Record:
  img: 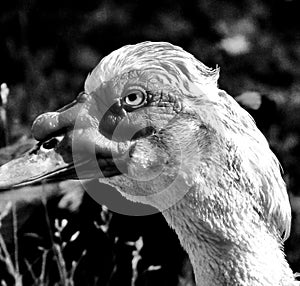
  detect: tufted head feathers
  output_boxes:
[85,41,219,94]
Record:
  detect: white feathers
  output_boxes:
[82,41,294,285]
[84,41,219,94]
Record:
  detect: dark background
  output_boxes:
[0,0,300,285]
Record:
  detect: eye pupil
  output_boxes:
[127,93,137,102]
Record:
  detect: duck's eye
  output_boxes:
[123,90,146,108]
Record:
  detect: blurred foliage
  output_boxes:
[0,0,300,285]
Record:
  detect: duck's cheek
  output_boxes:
[126,140,168,182]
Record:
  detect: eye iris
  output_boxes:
[125,91,145,106]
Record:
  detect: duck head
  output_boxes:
[0,42,218,204]
[0,41,290,229]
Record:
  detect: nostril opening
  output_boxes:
[42,138,59,150]
[41,136,64,150]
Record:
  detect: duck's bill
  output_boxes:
[0,145,75,189]
[0,142,121,190]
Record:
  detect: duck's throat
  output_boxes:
[163,198,295,286]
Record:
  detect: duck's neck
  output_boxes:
[163,191,295,286]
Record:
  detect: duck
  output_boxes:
[0,41,297,285]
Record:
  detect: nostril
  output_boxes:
[41,136,64,150]
[42,139,58,150]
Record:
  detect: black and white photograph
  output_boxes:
[0,0,299,285]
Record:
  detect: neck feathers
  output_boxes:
[163,185,296,286]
